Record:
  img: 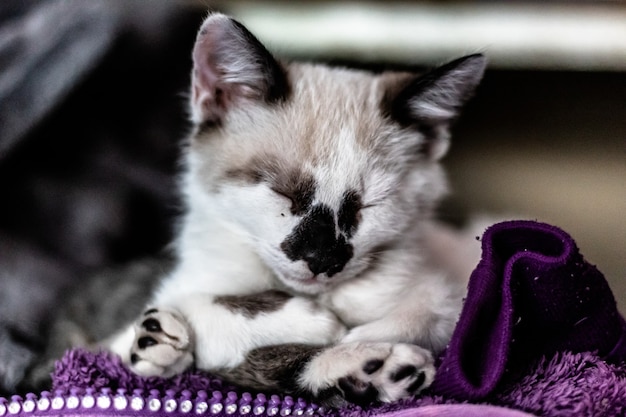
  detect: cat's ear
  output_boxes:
[190,13,289,126]
[387,54,486,160]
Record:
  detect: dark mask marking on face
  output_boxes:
[225,158,316,216]
[281,204,353,277]
[271,173,316,215]
[215,290,293,319]
[337,190,362,238]
[224,156,276,184]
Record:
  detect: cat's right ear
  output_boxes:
[190,13,290,126]
[385,54,486,160]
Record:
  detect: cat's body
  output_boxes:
[102,13,487,406]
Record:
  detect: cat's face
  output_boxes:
[186,14,485,294]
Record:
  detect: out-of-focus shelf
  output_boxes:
[208,1,626,71]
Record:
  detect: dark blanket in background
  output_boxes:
[3,220,626,417]
[0,0,203,393]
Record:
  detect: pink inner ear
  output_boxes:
[188,13,284,125]
[189,21,260,125]
[191,30,228,125]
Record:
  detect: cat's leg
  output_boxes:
[340,289,461,355]
[106,290,346,378]
[223,341,434,407]
[336,269,464,355]
[340,220,483,352]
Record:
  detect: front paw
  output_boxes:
[129,308,194,378]
[301,342,435,405]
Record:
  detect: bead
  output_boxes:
[131,396,145,411]
[7,402,20,415]
[82,395,95,409]
[195,401,208,414]
[148,398,161,411]
[240,404,252,415]
[51,397,63,410]
[180,399,193,413]
[225,403,238,414]
[97,395,111,409]
[114,395,128,410]
[210,402,223,414]
[165,399,177,412]
[66,396,80,409]
[22,400,35,413]
[37,397,50,411]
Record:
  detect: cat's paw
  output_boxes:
[301,342,434,405]
[129,308,194,378]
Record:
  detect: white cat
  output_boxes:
[107,12,486,406]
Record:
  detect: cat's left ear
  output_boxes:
[190,13,289,126]
[388,54,486,160]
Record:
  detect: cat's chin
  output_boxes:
[282,277,327,295]
[275,262,366,295]
[277,273,334,295]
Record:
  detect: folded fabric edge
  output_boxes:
[431,219,626,400]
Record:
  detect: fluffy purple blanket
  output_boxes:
[3,221,626,417]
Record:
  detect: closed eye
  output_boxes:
[271,188,294,205]
[338,190,364,238]
[271,187,312,216]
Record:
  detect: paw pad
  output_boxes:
[305,342,435,405]
[390,365,417,382]
[338,376,378,404]
[142,318,162,332]
[128,308,194,378]
[362,359,384,375]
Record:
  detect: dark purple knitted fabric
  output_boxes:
[431,220,626,400]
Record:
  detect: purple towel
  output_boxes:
[431,220,626,400]
[3,220,626,417]
[2,347,619,417]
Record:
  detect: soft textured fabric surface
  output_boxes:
[5,344,621,417]
[432,220,626,400]
[3,220,626,417]
[377,404,536,417]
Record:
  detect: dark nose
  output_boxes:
[302,235,353,276]
[281,204,354,277]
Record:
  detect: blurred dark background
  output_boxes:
[0,0,624,395]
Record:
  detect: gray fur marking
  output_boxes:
[214,290,293,318]
[216,344,323,395]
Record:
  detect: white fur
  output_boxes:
[107,12,486,404]
[300,342,435,402]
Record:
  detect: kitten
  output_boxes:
[107,13,486,406]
